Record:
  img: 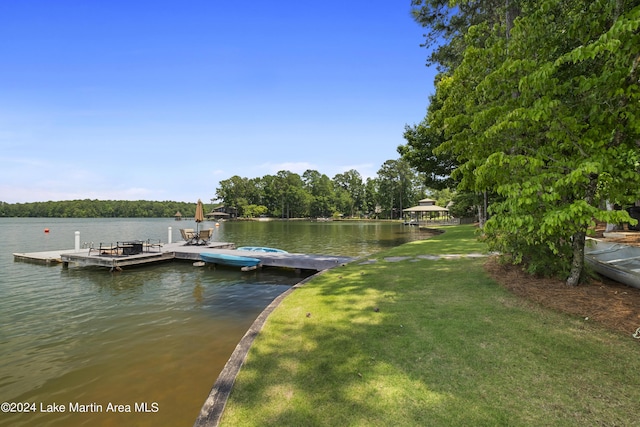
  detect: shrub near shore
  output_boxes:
[220,225,640,426]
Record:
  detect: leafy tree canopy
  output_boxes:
[407,0,640,285]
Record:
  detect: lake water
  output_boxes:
[0,218,429,426]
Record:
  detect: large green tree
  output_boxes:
[377,159,418,219]
[399,121,456,190]
[270,171,308,219]
[333,169,364,217]
[423,0,640,285]
[303,169,335,218]
[411,0,519,71]
[215,175,255,216]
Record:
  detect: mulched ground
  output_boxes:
[483,226,640,339]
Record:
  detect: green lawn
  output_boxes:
[219,225,640,426]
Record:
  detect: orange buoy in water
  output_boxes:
[44,228,50,233]
[215,222,220,227]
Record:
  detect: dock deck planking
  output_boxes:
[14,242,354,272]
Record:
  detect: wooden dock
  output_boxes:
[13,242,354,272]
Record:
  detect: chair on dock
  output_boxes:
[197,228,214,245]
[180,228,196,245]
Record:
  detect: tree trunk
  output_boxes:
[477,191,488,228]
[567,173,600,286]
[566,230,586,286]
[605,201,618,232]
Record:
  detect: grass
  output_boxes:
[219,225,640,426]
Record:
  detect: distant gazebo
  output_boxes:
[403,198,451,224]
[174,211,183,221]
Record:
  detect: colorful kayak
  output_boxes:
[200,252,261,268]
[236,246,288,253]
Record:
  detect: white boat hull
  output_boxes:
[584,239,640,288]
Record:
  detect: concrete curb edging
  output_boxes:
[192,271,328,427]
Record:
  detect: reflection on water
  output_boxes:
[0,218,430,427]
[201,219,431,257]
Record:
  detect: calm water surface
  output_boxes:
[0,218,428,426]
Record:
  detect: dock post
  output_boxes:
[168,227,172,244]
[75,231,80,252]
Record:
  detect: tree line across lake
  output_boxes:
[0,160,469,220]
[0,199,198,219]
[214,163,463,220]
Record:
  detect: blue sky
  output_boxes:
[1,1,436,203]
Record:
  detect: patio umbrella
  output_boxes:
[195,199,205,234]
